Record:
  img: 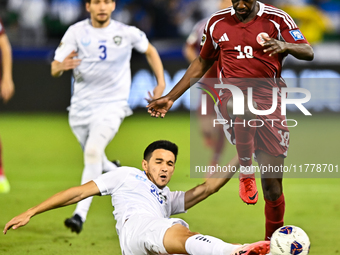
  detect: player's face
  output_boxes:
[86,0,116,27]
[142,149,176,189]
[231,0,257,19]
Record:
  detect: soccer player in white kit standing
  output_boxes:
[4,140,270,255]
[51,0,166,233]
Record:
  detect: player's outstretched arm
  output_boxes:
[3,181,100,234]
[0,33,15,103]
[51,51,81,77]
[184,155,239,210]
[144,43,166,99]
[263,36,314,60]
[147,56,214,118]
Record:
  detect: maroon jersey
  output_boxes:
[0,18,5,36]
[200,3,309,80]
[199,3,309,157]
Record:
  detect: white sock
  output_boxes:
[102,155,118,172]
[74,162,102,222]
[240,165,255,175]
[185,234,241,255]
[74,125,117,221]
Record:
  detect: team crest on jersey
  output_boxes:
[81,36,91,46]
[113,36,122,45]
[289,30,305,41]
[256,32,269,46]
[201,34,207,46]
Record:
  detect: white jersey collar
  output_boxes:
[87,18,113,28]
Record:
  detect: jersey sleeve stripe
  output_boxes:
[204,9,232,32]
[273,9,297,28]
[265,6,298,28]
[264,7,297,29]
[210,17,226,49]
[263,10,296,30]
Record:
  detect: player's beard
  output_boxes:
[235,2,257,21]
[95,14,110,25]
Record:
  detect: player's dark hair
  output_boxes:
[144,140,178,162]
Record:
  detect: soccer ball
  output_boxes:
[270,226,310,255]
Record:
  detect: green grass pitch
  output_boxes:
[0,112,339,254]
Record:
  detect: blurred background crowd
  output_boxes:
[0,0,339,47]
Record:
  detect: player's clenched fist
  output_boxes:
[51,51,81,77]
[61,51,81,71]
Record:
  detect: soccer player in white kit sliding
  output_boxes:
[4,140,270,255]
[50,0,166,233]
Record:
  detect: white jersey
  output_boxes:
[54,19,149,110]
[93,167,186,235]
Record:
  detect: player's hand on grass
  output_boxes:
[3,211,33,234]
[263,36,287,56]
[0,78,15,104]
[147,96,173,118]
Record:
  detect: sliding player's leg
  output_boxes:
[164,223,270,255]
[121,214,270,255]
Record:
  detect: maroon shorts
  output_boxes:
[216,92,290,157]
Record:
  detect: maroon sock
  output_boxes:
[234,117,256,167]
[264,193,285,240]
[0,139,3,176]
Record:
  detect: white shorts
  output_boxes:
[119,214,189,255]
[69,101,132,147]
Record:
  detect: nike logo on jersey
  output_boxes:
[219,33,229,42]
[248,191,258,200]
[234,251,247,255]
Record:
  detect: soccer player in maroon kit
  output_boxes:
[0,17,15,193]
[148,0,313,240]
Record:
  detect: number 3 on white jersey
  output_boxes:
[234,45,254,59]
[99,45,107,60]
